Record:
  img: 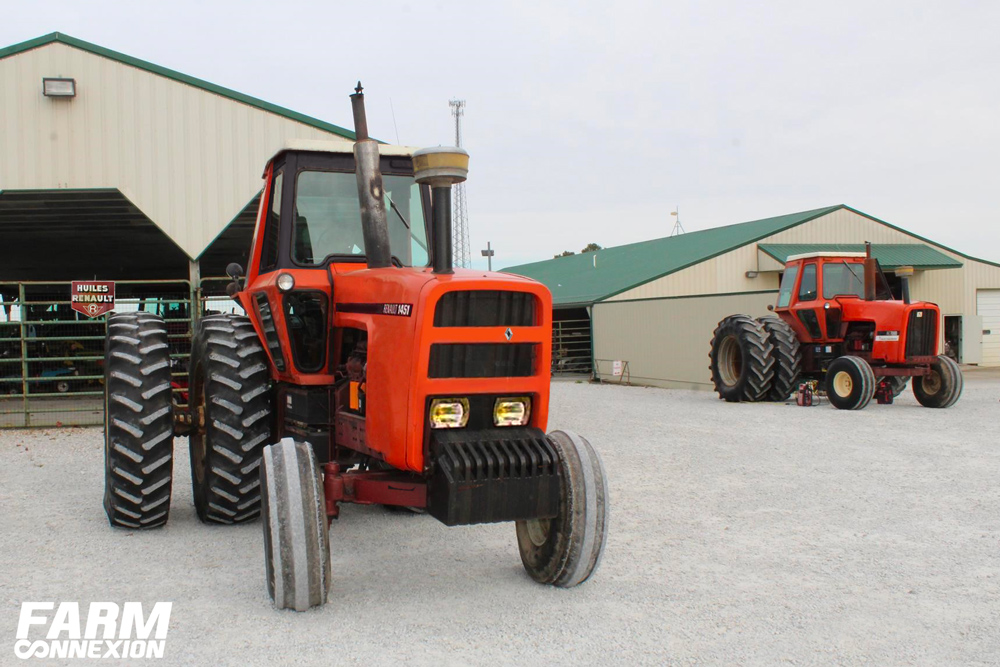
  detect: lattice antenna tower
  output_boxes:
[449,99,471,268]
[670,206,686,236]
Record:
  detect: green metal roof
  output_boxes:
[503,205,842,306]
[0,32,356,140]
[758,244,963,270]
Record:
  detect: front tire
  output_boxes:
[261,438,332,611]
[709,315,775,402]
[189,314,272,524]
[825,356,876,410]
[516,430,609,588]
[103,313,175,529]
[913,355,963,408]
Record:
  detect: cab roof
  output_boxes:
[266,139,419,165]
[786,251,866,262]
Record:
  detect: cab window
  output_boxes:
[260,171,283,272]
[798,263,818,301]
[777,265,799,308]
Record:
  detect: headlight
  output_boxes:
[276,273,295,292]
[494,397,531,427]
[429,398,470,429]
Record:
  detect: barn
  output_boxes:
[504,205,1000,389]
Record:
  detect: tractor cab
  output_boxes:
[773,249,939,366]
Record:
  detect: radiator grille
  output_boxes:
[905,309,937,357]
[434,291,536,327]
[428,343,535,378]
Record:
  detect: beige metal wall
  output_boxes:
[0,42,351,259]
[603,208,1000,366]
[592,291,779,389]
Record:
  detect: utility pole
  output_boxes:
[449,99,471,268]
[481,241,495,271]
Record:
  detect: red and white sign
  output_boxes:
[71,281,115,318]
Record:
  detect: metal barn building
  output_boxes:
[505,205,1000,389]
[0,32,356,282]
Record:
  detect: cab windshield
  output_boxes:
[822,262,866,299]
[292,171,429,266]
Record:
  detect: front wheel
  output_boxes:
[516,430,609,588]
[261,438,331,611]
[913,355,963,408]
[825,356,876,410]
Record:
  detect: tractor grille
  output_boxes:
[428,343,535,378]
[434,291,536,327]
[905,309,937,357]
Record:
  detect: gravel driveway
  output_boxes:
[1,373,998,665]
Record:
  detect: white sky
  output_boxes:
[5,0,999,269]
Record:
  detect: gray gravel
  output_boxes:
[2,372,999,665]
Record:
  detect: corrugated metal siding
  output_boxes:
[0,43,351,258]
[592,292,779,389]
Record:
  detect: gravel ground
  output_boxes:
[1,372,999,665]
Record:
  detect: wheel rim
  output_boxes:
[833,371,853,397]
[717,335,743,387]
[56,381,69,393]
[923,370,942,395]
[525,518,551,547]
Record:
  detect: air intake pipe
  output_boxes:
[896,265,913,304]
[413,146,469,275]
[350,83,392,270]
[863,241,877,301]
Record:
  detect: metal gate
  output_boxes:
[551,314,593,376]
[0,278,242,428]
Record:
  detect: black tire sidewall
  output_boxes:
[825,357,873,410]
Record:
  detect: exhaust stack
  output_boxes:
[863,241,877,301]
[412,146,469,275]
[350,83,392,269]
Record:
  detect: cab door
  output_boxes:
[790,262,824,340]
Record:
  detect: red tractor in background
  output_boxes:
[710,245,963,410]
[102,85,609,611]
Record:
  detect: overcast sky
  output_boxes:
[5,1,1000,269]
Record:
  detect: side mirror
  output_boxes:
[226,263,244,280]
[225,282,241,298]
[767,304,774,311]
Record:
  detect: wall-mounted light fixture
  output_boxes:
[43,78,76,98]
[745,270,759,279]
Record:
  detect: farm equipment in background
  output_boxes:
[102,84,609,610]
[710,245,962,410]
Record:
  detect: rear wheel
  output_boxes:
[517,430,609,588]
[261,438,332,611]
[103,313,175,529]
[913,355,962,408]
[709,315,775,402]
[758,316,801,401]
[825,356,876,410]
[189,314,272,524]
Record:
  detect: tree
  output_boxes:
[553,250,575,259]
[581,243,602,253]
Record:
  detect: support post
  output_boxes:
[18,283,28,427]
[189,259,201,329]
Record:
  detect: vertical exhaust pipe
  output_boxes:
[412,146,470,275]
[350,83,392,269]
[863,241,877,301]
[896,266,913,304]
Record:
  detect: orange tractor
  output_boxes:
[102,85,608,610]
[710,246,962,410]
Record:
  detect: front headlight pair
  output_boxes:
[429,397,531,429]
